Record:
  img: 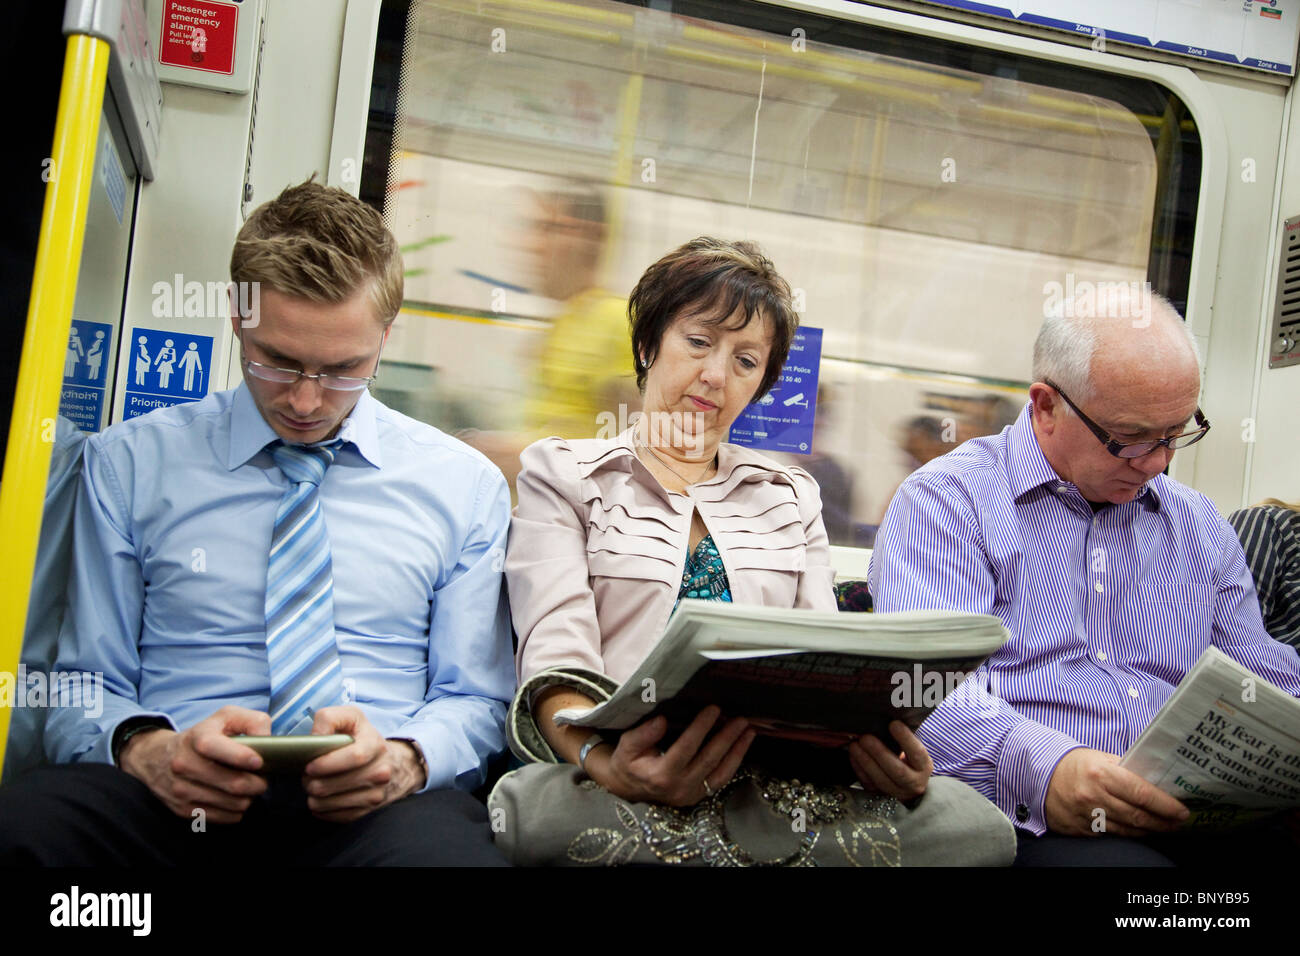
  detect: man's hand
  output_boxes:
[848,720,932,802]
[119,705,270,825]
[1045,748,1190,836]
[588,706,755,807]
[302,706,425,823]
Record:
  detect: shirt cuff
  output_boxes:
[392,700,508,794]
[107,713,175,767]
[995,719,1083,836]
[393,722,447,794]
[387,737,428,792]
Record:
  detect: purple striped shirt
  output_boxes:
[869,404,1300,834]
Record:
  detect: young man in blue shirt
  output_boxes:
[0,181,515,865]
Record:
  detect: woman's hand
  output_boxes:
[587,705,755,807]
[847,720,932,803]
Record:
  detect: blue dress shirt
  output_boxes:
[870,403,1300,834]
[45,385,515,793]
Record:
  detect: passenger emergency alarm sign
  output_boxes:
[123,328,214,421]
[159,0,238,75]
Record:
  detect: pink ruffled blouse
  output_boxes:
[506,428,838,684]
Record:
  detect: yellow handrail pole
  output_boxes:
[0,33,110,778]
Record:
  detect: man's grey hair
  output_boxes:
[1031,291,1200,403]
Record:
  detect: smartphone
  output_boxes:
[230,734,353,772]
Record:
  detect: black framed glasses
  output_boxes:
[239,329,384,392]
[1042,379,1210,459]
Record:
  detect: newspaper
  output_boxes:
[553,600,1009,748]
[1120,646,1300,826]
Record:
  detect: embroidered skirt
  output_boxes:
[494,667,1015,866]
[488,762,1016,866]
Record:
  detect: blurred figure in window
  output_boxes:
[1229,499,1300,650]
[522,182,636,438]
[468,181,636,487]
[901,414,953,469]
[878,402,1022,526]
[958,394,1024,444]
[875,415,954,524]
[802,384,855,546]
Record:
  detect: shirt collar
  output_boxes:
[1008,401,1161,512]
[1007,403,1061,501]
[226,383,382,470]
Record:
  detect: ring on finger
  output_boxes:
[702,778,714,798]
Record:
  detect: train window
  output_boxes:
[362,0,1201,542]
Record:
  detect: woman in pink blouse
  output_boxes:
[494,238,1014,865]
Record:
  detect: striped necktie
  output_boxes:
[265,440,345,735]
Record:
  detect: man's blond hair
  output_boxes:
[230,178,403,324]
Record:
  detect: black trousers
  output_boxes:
[1014,821,1292,867]
[0,763,509,867]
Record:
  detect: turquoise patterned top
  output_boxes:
[675,534,732,610]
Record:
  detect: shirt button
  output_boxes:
[1094,580,1104,593]
[1056,484,1067,493]
[1015,803,1030,823]
[1097,651,1106,661]
[1128,687,1140,698]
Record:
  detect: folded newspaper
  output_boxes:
[553,600,1009,750]
[1120,646,1300,827]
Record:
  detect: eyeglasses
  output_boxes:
[240,329,384,392]
[1043,379,1210,459]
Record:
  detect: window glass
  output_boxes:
[365,0,1200,542]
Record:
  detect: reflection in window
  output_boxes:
[365,0,1198,540]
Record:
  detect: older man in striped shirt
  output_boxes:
[870,289,1300,865]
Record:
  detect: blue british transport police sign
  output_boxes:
[728,326,822,455]
[123,327,215,420]
[60,319,114,432]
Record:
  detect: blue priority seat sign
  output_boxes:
[729,326,823,455]
[60,319,114,432]
[123,327,215,420]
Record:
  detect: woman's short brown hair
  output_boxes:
[230,178,403,325]
[629,237,798,403]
